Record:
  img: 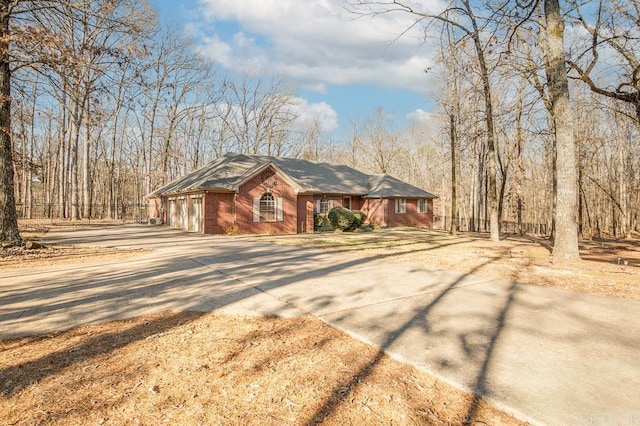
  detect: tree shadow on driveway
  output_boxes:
[305,257,510,425]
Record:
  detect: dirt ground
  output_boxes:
[2,222,638,425]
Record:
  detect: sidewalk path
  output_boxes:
[2,224,639,425]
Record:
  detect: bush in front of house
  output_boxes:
[314,213,332,231]
[352,210,366,228]
[327,206,356,231]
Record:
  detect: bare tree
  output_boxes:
[545,0,580,260]
[341,118,363,169]
[567,0,640,124]
[0,0,18,240]
[348,0,503,240]
[0,0,60,238]
[362,108,402,175]
[216,75,298,156]
[435,24,465,235]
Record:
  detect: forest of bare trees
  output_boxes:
[2,0,639,252]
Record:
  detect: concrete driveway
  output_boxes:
[2,224,640,425]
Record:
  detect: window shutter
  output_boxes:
[276,197,284,221]
[253,197,260,222]
[328,200,334,210]
[315,200,320,213]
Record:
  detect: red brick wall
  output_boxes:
[360,198,433,228]
[426,199,434,228]
[362,199,386,226]
[203,192,234,234]
[235,167,298,234]
[148,198,161,220]
[297,195,314,233]
[385,198,433,228]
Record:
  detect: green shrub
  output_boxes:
[314,213,331,231]
[359,223,375,232]
[352,210,366,228]
[327,206,356,231]
[224,223,239,235]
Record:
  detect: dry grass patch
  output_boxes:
[0,312,522,425]
[250,228,640,301]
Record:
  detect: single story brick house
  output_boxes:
[147,152,437,234]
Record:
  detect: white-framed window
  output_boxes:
[395,198,406,214]
[253,193,284,222]
[417,199,427,213]
[260,193,276,221]
[316,198,333,213]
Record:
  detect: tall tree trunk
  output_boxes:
[69,97,82,221]
[57,87,67,218]
[615,112,629,239]
[82,93,91,219]
[26,77,37,219]
[0,1,19,241]
[577,140,584,238]
[463,0,500,241]
[450,112,457,236]
[20,114,27,216]
[515,94,525,236]
[545,0,580,260]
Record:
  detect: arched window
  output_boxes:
[260,193,276,221]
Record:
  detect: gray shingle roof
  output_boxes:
[366,174,437,199]
[146,154,262,197]
[147,152,436,199]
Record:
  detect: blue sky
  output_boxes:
[149,0,442,136]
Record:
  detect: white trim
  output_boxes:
[253,197,260,222]
[276,197,284,221]
[417,199,427,213]
[395,198,406,214]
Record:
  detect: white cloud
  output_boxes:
[196,34,234,67]
[406,108,436,123]
[193,0,442,93]
[289,97,339,134]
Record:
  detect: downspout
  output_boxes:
[383,198,386,226]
